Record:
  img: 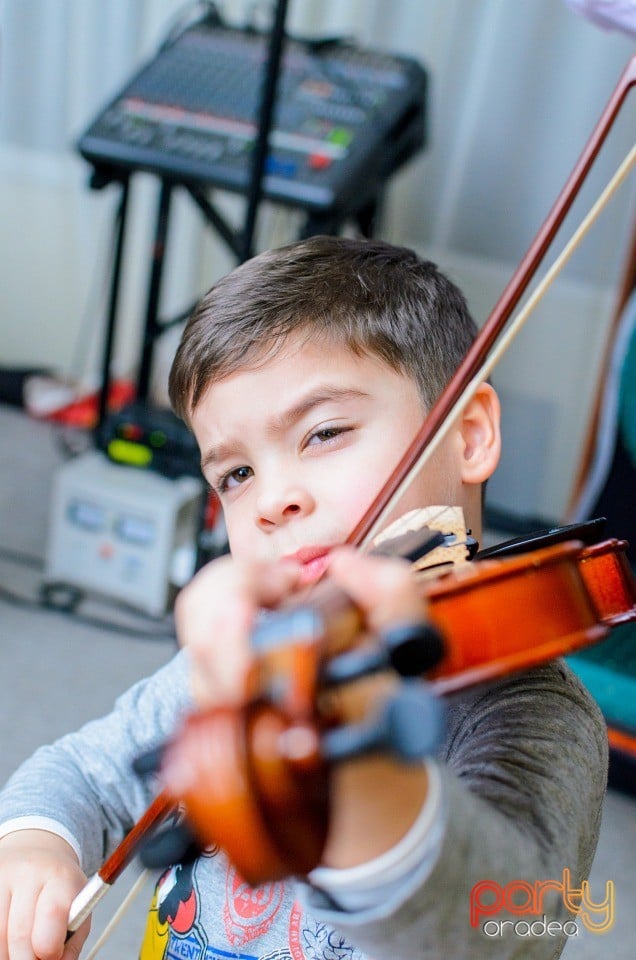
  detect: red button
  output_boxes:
[308,153,332,170]
[99,542,115,560]
[121,423,143,441]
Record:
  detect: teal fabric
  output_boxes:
[567,621,636,729]
[568,655,636,730]
[619,313,636,466]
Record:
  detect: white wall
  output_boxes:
[0,0,634,520]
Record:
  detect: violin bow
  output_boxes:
[67,792,171,939]
[348,54,636,549]
[70,53,636,953]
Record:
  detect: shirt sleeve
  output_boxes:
[303,761,444,912]
[297,660,608,959]
[0,650,193,875]
[0,817,83,861]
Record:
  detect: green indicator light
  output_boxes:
[107,439,153,467]
[329,128,353,147]
[149,430,167,448]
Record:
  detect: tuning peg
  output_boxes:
[323,621,445,685]
[132,743,204,867]
[321,682,445,763]
[321,646,386,684]
[382,621,445,676]
[140,820,202,869]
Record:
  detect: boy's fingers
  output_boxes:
[61,919,90,960]
[31,882,88,960]
[0,889,9,960]
[175,556,301,707]
[326,547,428,634]
[6,939,33,960]
[7,891,39,960]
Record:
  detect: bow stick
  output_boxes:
[351,141,636,550]
[67,793,171,935]
[68,53,636,952]
[348,54,636,549]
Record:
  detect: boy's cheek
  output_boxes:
[224,521,246,559]
[219,500,251,553]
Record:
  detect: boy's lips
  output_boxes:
[282,546,332,585]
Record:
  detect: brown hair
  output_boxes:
[169,235,476,425]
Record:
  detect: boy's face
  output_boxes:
[191,336,467,585]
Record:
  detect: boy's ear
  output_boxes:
[457,382,501,484]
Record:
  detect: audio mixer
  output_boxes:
[78,20,427,212]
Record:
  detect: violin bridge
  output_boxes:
[372,505,470,571]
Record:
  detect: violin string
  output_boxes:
[360,142,636,549]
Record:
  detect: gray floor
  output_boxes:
[0,404,634,959]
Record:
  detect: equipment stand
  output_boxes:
[89,0,385,429]
[94,0,289,423]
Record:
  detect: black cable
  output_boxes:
[159,1,223,51]
[0,580,177,644]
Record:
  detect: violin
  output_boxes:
[135,532,633,886]
[66,524,636,937]
[67,53,636,937]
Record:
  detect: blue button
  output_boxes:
[265,156,298,177]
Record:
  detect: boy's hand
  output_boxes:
[0,829,89,960]
[174,554,303,709]
[174,548,431,868]
[175,547,429,708]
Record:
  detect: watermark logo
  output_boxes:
[470,869,614,938]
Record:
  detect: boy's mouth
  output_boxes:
[283,546,332,586]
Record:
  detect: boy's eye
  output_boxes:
[307,426,348,445]
[218,465,253,492]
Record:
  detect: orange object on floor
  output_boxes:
[43,380,136,428]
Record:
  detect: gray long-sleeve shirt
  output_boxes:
[0,651,608,960]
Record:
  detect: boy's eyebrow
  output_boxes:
[200,386,369,469]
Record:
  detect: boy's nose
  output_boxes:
[256,486,314,528]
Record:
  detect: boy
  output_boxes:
[0,237,607,960]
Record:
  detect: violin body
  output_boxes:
[425,538,633,694]
[160,536,636,885]
[578,538,636,626]
[163,700,329,882]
